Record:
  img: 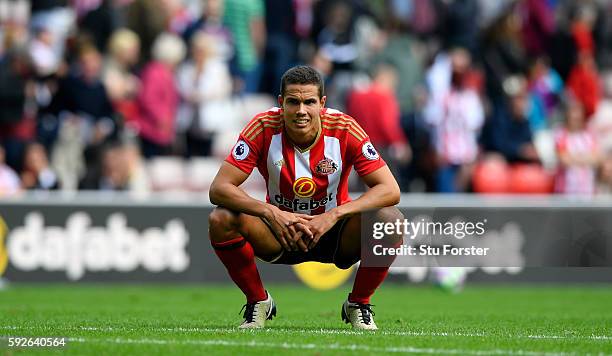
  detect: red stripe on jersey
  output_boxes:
[280,134,296,212]
[260,139,271,203]
[309,134,328,215]
[336,133,351,206]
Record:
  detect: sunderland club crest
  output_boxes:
[315,157,338,176]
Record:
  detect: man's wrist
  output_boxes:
[329,207,344,221]
[260,204,276,221]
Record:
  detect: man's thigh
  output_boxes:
[335,207,404,269]
[236,213,283,261]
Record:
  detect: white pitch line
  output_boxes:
[2,325,612,342]
[65,336,594,356]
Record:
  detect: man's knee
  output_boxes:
[208,207,241,242]
[375,206,404,246]
[376,206,404,223]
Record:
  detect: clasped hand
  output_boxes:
[266,205,338,253]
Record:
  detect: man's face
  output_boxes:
[278,84,326,137]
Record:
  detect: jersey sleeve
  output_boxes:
[347,123,387,177]
[225,118,265,174]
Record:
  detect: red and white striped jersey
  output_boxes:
[225,107,386,215]
[554,128,599,195]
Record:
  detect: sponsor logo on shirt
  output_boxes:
[315,157,338,176]
[274,193,334,211]
[293,177,316,198]
[362,142,380,160]
[232,140,249,161]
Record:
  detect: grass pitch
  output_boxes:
[0,283,611,355]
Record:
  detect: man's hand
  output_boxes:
[297,211,339,249]
[264,206,313,252]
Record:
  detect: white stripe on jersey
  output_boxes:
[267,134,283,203]
[325,108,342,114]
[294,149,312,214]
[324,136,342,211]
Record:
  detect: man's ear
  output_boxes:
[320,96,327,108]
[277,95,283,108]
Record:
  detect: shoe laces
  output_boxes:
[354,303,375,325]
[239,303,257,323]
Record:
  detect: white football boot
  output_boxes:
[341,300,378,330]
[238,291,276,329]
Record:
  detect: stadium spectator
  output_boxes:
[346,62,411,183]
[439,0,480,55]
[79,141,127,190]
[123,140,151,194]
[20,141,59,190]
[314,0,358,110]
[314,0,359,70]
[133,32,185,158]
[566,4,600,119]
[517,0,555,58]
[401,86,437,192]
[589,71,612,153]
[102,28,141,128]
[160,0,193,36]
[372,24,424,117]
[0,48,36,171]
[49,44,116,140]
[183,0,233,62]
[78,0,118,53]
[554,99,601,195]
[526,56,563,132]
[481,3,528,101]
[29,0,74,60]
[0,146,20,196]
[48,44,117,188]
[223,0,265,93]
[124,0,168,64]
[177,31,232,157]
[28,24,61,77]
[260,0,298,95]
[208,65,402,330]
[570,2,597,57]
[424,47,484,192]
[597,150,612,195]
[566,52,600,120]
[592,0,612,68]
[480,76,540,164]
[78,139,150,192]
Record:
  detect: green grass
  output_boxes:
[0,284,611,355]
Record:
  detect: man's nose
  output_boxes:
[297,102,306,114]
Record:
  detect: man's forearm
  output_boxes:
[330,184,400,220]
[210,183,272,219]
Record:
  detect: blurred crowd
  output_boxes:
[1,0,612,196]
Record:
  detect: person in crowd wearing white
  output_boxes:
[176,31,232,156]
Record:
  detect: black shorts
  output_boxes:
[259,217,358,269]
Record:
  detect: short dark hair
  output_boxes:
[280,65,325,98]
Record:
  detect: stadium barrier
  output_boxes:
[1,192,611,286]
